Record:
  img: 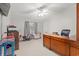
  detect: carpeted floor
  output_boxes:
[15,39,59,56]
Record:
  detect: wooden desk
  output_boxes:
[43,34,79,56]
[69,41,79,56]
[50,35,70,56]
[43,35,51,49]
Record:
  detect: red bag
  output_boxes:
[3,35,14,39]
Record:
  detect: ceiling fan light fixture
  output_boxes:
[38,9,48,16]
[33,9,48,16]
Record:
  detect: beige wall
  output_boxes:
[43,4,76,40]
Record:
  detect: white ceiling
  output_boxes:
[9,3,75,22]
[10,3,72,12]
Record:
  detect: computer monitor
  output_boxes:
[61,29,70,37]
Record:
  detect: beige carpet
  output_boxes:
[15,39,59,56]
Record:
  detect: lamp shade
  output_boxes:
[0,3,10,16]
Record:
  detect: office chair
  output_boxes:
[61,29,70,37]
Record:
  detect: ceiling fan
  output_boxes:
[22,4,50,14]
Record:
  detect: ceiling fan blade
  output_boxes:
[22,9,36,14]
[22,4,51,14]
[37,4,47,10]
